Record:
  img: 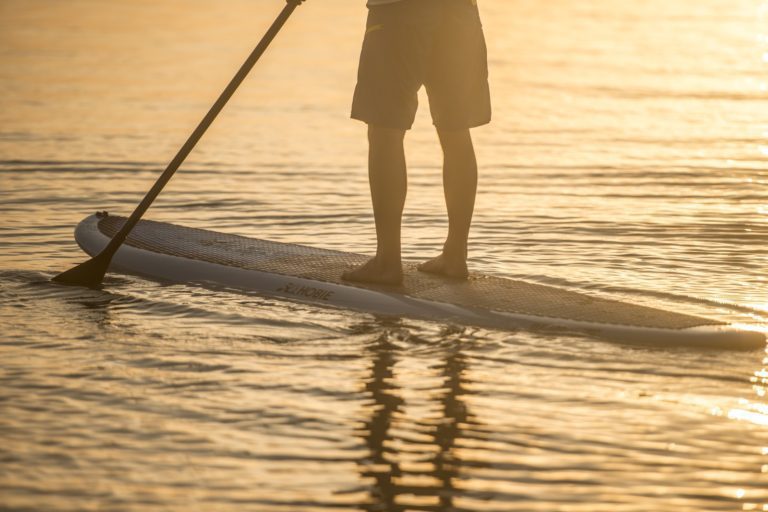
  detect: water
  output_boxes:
[1,0,768,510]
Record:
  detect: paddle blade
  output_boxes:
[52,252,111,288]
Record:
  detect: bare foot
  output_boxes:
[342,256,403,286]
[417,253,469,280]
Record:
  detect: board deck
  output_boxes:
[73,213,765,349]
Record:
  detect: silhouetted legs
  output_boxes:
[342,125,477,285]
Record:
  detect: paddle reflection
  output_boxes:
[357,325,476,511]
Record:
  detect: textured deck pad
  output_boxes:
[99,216,721,330]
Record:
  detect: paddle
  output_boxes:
[53,0,305,288]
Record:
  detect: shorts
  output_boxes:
[351,0,492,131]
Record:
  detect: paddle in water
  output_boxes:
[53,0,305,288]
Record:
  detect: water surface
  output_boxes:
[1,0,768,510]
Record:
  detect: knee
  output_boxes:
[437,128,475,160]
[368,125,406,150]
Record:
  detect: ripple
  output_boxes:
[3,0,768,509]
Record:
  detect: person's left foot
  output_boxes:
[341,256,403,285]
[417,252,469,280]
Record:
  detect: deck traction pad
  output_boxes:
[99,216,721,330]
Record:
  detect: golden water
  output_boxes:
[1,0,768,510]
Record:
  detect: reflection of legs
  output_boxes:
[342,125,407,285]
[433,343,470,509]
[358,332,403,512]
[418,128,477,279]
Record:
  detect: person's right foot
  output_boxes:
[341,256,403,286]
[417,252,469,280]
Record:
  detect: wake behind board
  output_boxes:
[73,213,764,349]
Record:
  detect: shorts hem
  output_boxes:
[433,115,492,130]
[350,112,415,131]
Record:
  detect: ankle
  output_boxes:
[374,252,402,268]
[442,240,468,260]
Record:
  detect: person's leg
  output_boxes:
[418,127,477,279]
[417,0,488,279]
[342,125,407,285]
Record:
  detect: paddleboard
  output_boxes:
[72,213,764,349]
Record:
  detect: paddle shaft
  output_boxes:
[102,1,301,259]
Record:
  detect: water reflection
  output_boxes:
[3,0,768,509]
[357,323,477,511]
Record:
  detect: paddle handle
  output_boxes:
[103,0,302,257]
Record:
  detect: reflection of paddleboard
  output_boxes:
[73,213,764,350]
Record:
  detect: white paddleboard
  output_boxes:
[73,213,765,350]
